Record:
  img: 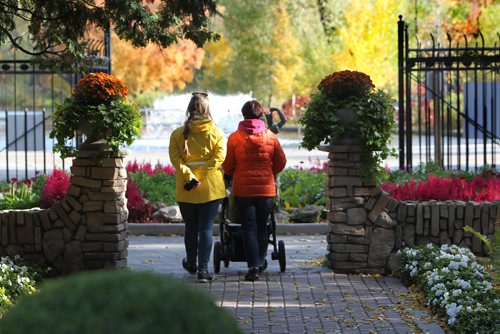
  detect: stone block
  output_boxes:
[416,204,423,234]
[82,242,103,252]
[364,198,376,210]
[387,199,398,212]
[69,211,82,225]
[42,229,64,263]
[91,167,119,180]
[329,187,347,198]
[328,252,349,262]
[407,203,417,216]
[8,211,16,243]
[330,223,365,236]
[72,158,95,167]
[75,225,87,241]
[330,244,367,253]
[329,212,347,223]
[66,195,82,211]
[439,231,451,245]
[448,204,456,236]
[101,185,127,193]
[368,194,390,222]
[330,176,362,187]
[424,204,430,219]
[83,201,104,212]
[402,224,415,247]
[481,205,489,234]
[102,179,127,187]
[349,253,368,262]
[101,158,124,168]
[353,187,370,196]
[86,233,125,242]
[327,233,347,244]
[374,211,396,229]
[415,235,431,246]
[472,220,482,253]
[70,166,87,177]
[439,219,447,230]
[368,228,395,267]
[347,235,370,244]
[16,211,25,225]
[453,229,464,244]
[25,213,34,244]
[424,220,430,236]
[104,258,127,269]
[440,205,448,218]
[456,203,464,218]
[474,204,481,218]
[66,185,81,197]
[464,203,473,230]
[346,208,367,225]
[70,176,102,189]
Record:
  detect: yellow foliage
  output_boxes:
[268,1,306,102]
[200,35,233,80]
[334,0,399,95]
[111,35,205,93]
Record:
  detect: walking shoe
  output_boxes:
[197,270,213,283]
[245,267,260,282]
[258,259,268,273]
[182,258,197,275]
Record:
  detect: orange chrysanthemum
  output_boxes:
[74,72,128,105]
[318,70,374,100]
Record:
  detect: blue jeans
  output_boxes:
[234,197,273,268]
[178,200,221,271]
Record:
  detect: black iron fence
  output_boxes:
[0,32,111,181]
[398,15,500,172]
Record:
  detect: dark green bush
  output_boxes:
[279,168,327,208]
[0,270,242,334]
[130,171,176,205]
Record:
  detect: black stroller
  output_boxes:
[213,108,287,273]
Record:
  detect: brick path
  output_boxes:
[128,235,445,334]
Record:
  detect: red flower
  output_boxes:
[318,70,374,100]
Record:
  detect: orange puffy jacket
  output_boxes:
[222,119,287,197]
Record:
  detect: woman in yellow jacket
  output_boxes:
[169,93,226,282]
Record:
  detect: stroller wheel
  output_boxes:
[214,241,221,273]
[278,240,286,272]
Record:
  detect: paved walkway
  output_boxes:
[128,235,445,334]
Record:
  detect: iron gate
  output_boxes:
[398,16,500,172]
[0,32,111,181]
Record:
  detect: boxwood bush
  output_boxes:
[0,270,242,334]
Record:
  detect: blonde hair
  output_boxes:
[183,93,211,156]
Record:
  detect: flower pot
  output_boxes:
[335,108,358,137]
[78,119,108,147]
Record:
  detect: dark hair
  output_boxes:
[241,100,264,119]
[183,93,211,156]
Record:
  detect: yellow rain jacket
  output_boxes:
[169,119,226,204]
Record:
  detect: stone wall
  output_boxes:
[324,139,499,275]
[0,150,128,275]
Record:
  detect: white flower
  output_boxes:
[452,289,462,297]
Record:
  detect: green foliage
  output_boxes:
[0,257,41,316]
[0,1,219,73]
[385,161,490,184]
[130,172,176,205]
[463,226,492,253]
[301,74,396,184]
[279,168,327,208]
[0,181,40,210]
[0,270,242,334]
[50,95,143,159]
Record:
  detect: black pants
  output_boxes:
[234,197,273,268]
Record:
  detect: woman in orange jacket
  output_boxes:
[169,93,226,283]
[222,100,287,281]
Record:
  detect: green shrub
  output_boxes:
[279,168,327,208]
[0,270,242,334]
[0,179,41,210]
[0,256,41,316]
[130,171,176,205]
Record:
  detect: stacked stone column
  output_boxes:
[324,138,393,274]
[69,150,129,270]
[0,149,129,275]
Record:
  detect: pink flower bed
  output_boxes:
[380,173,500,202]
[126,160,175,176]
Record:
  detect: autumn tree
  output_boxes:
[112,36,205,94]
[0,0,218,72]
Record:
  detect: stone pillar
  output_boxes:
[68,149,129,271]
[324,138,391,274]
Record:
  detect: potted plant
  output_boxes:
[50,72,143,158]
[300,70,396,183]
